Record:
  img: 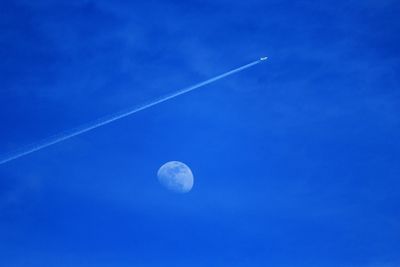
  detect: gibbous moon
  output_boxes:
[157,161,194,193]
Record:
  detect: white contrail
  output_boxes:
[0,57,267,165]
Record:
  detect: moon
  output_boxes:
[157,161,194,193]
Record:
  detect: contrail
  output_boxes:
[0,57,267,165]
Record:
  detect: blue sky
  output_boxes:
[1,0,400,266]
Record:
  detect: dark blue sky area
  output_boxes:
[1,0,400,266]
